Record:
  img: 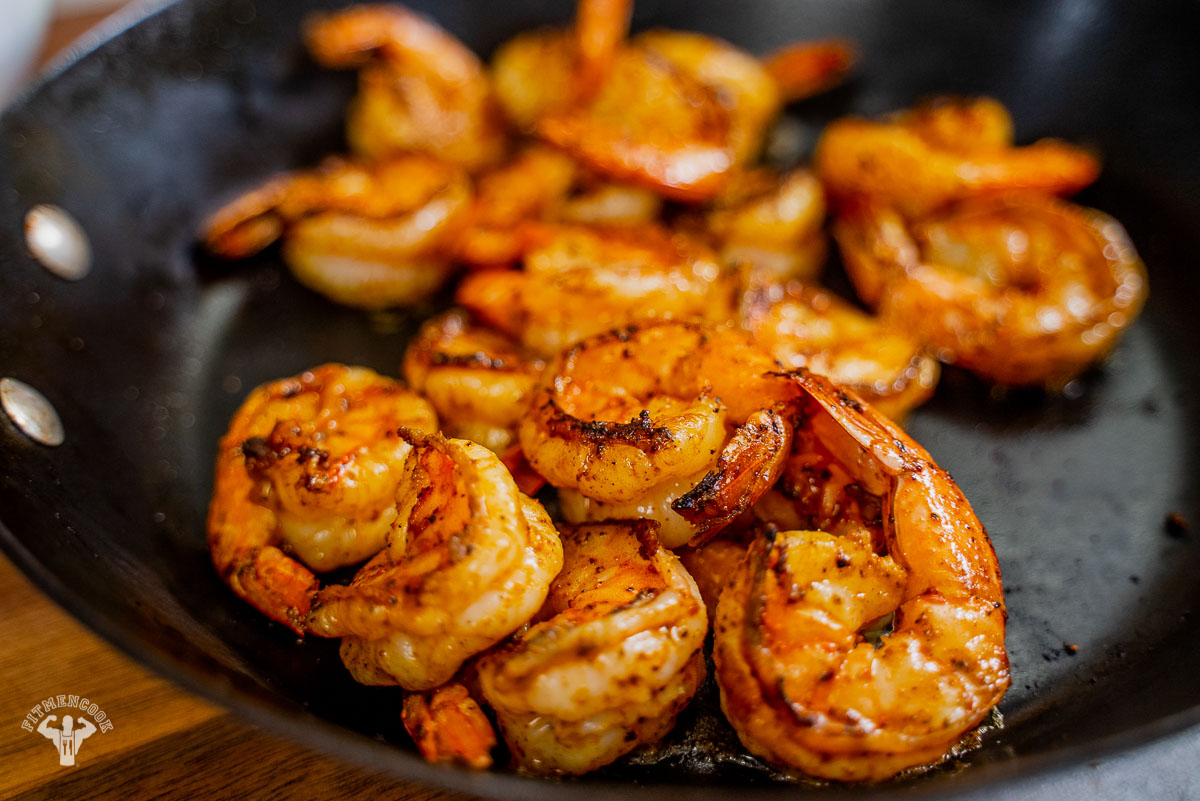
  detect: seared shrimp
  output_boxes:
[305,4,507,169]
[459,145,578,268]
[307,432,562,690]
[521,321,798,547]
[678,534,750,618]
[402,682,497,769]
[478,520,707,775]
[835,192,1148,386]
[402,309,546,453]
[207,365,438,632]
[635,30,781,164]
[202,155,471,309]
[738,273,939,419]
[815,96,1100,217]
[715,370,1009,781]
[705,167,828,282]
[456,223,734,356]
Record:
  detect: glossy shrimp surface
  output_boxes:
[305,4,507,169]
[815,96,1100,217]
[738,273,939,419]
[202,155,471,309]
[207,365,438,632]
[402,682,498,769]
[705,167,828,282]
[402,309,546,453]
[520,321,797,547]
[477,521,707,775]
[715,370,1009,781]
[307,432,563,690]
[456,223,734,356]
[835,192,1148,386]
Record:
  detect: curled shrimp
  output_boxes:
[202,155,471,309]
[714,369,1009,782]
[520,321,798,547]
[402,309,546,453]
[815,96,1100,217]
[738,272,939,420]
[704,167,828,282]
[402,682,497,769]
[304,4,507,169]
[207,365,438,633]
[307,432,563,690]
[477,520,707,775]
[456,223,734,356]
[634,29,781,164]
[678,534,750,618]
[835,192,1148,386]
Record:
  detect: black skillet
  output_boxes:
[2,0,1199,798]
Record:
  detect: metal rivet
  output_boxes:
[1,378,65,446]
[25,204,92,281]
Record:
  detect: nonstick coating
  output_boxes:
[2,0,1199,798]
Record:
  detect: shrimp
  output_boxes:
[761,38,856,103]
[207,365,438,633]
[714,369,1009,782]
[307,432,563,690]
[705,167,828,282]
[455,223,735,356]
[634,29,781,164]
[477,520,707,775]
[738,272,939,420]
[520,321,798,547]
[304,4,507,169]
[574,0,633,97]
[678,534,750,618]
[815,96,1100,217]
[834,192,1148,386]
[402,309,546,453]
[202,155,471,309]
[459,145,578,268]
[402,682,497,769]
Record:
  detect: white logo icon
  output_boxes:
[20,694,113,767]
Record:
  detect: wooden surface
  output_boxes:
[2,8,465,800]
[0,554,469,801]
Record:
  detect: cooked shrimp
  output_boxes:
[307,432,563,690]
[762,38,856,103]
[520,321,798,547]
[207,365,438,633]
[459,145,578,268]
[815,96,1100,217]
[635,29,781,164]
[738,272,939,419]
[202,155,471,309]
[456,223,735,356]
[402,309,546,453]
[402,682,497,769]
[559,177,663,226]
[835,192,1148,386]
[477,520,707,775]
[705,167,828,282]
[305,4,507,169]
[714,369,1009,782]
[678,534,750,618]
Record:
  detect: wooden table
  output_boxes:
[0,554,469,800]
[3,7,463,799]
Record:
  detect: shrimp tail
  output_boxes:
[226,546,319,635]
[673,409,792,545]
[761,38,857,103]
[402,683,498,770]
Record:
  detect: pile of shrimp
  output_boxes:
[201,0,1152,785]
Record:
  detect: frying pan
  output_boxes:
[2,0,1199,797]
